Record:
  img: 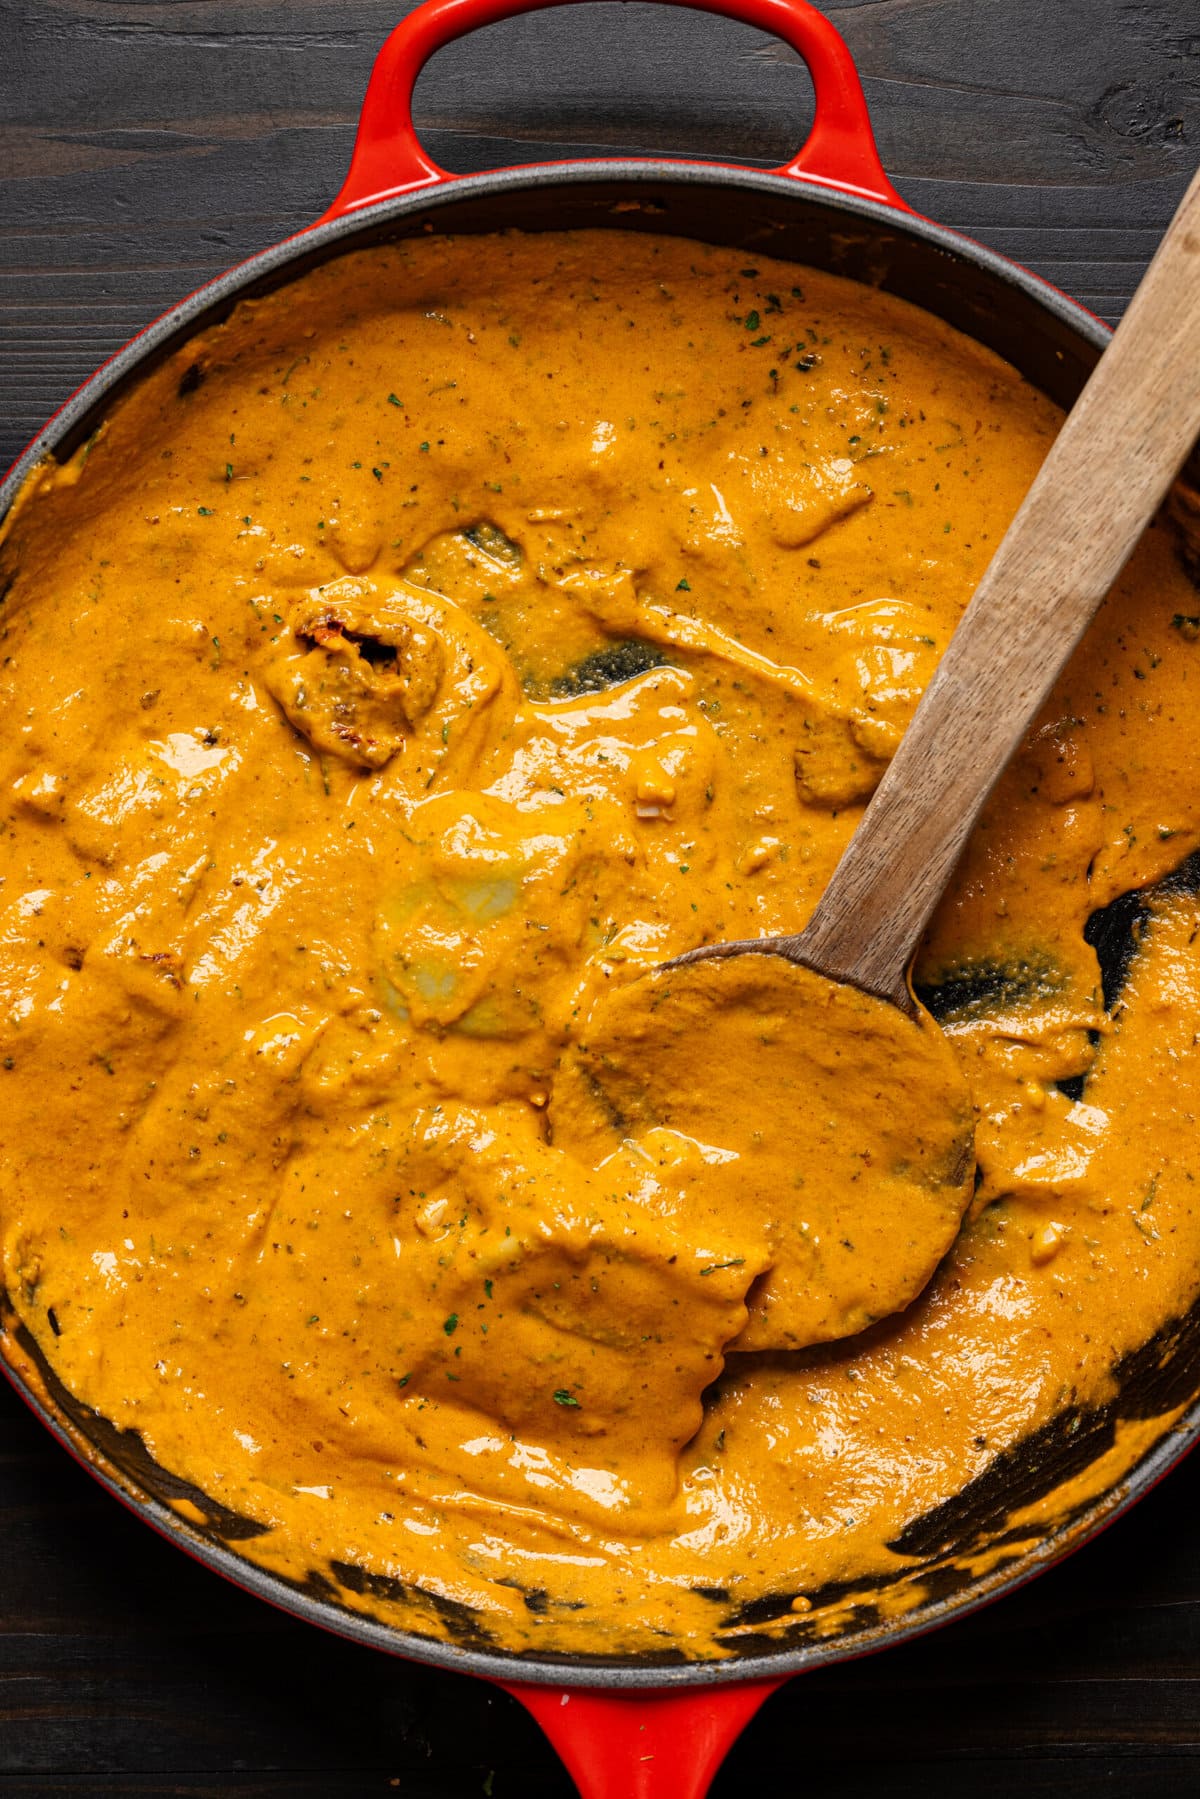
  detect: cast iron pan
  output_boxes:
[3,0,1200,1792]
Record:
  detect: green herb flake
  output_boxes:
[197,506,214,517]
[387,392,403,408]
[443,1313,459,1335]
[699,1258,746,1276]
[744,310,761,332]
[553,1389,581,1407]
[676,577,691,592]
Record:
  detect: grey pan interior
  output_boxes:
[4,161,1200,1691]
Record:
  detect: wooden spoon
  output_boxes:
[678,163,1200,1013]
[551,167,1200,1353]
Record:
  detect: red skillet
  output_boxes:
[5,1,1199,1794]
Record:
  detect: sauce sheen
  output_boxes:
[2,230,1199,1658]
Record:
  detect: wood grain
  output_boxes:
[795,165,1200,1003]
[7,1377,1200,1793]
[3,3,1200,1796]
[2,0,1196,469]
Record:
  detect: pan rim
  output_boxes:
[5,1309,1196,1688]
[8,156,1181,1693]
[1,159,1110,506]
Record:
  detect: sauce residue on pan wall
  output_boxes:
[2,230,1200,1658]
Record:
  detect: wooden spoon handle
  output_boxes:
[798,163,1200,1006]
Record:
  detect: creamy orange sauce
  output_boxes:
[553,955,975,1349]
[2,230,1200,1659]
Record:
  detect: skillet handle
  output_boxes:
[501,1679,783,1798]
[318,0,909,224]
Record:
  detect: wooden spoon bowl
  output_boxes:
[552,166,1200,1351]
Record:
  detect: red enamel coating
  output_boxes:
[503,1678,783,1798]
[2,8,1132,1799]
[318,0,910,224]
[317,10,904,1780]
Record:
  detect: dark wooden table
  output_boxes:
[3,2,1199,1792]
